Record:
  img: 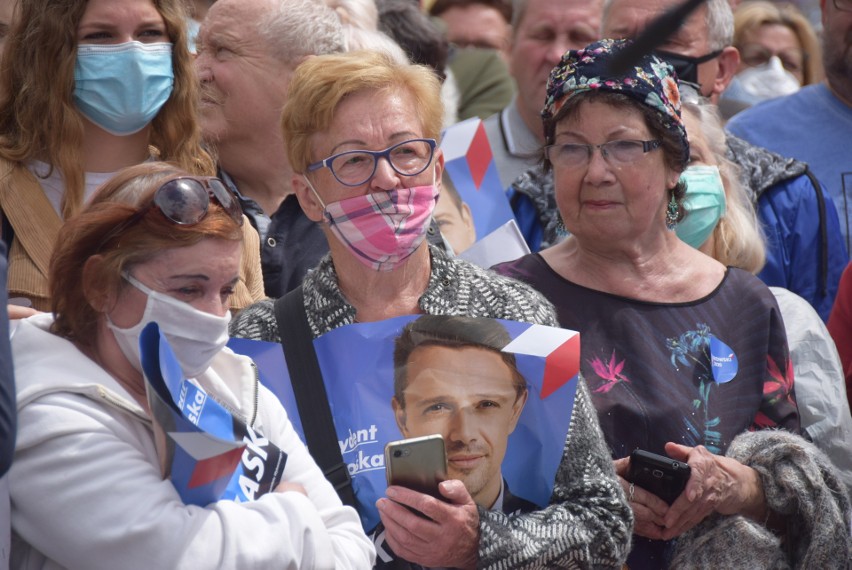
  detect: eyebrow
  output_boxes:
[165,275,241,286]
[555,125,636,141]
[329,131,420,155]
[78,17,166,31]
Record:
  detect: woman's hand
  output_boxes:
[613,457,670,540]
[8,304,39,320]
[659,442,767,540]
[376,479,479,569]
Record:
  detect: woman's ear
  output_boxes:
[292,173,325,223]
[82,255,111,312]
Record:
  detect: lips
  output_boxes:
[448,454,485,471]
[584,200,619,208]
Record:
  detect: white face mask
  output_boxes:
[107,273,231,378]
[723,56,800,106]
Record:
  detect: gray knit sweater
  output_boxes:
[230,245,634,569]
[671,429,852,569]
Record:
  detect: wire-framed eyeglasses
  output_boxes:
[96,176,243,251]
[307,138,437,187]
[544,139,662,168]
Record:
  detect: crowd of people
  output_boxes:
[1,0,850,568]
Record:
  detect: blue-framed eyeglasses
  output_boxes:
[545,139,662,168]
[306,138,437,187]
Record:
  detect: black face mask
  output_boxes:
[652,49,723,86]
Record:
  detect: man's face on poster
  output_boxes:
[392,345,528,507]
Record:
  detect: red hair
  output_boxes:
[50,162,242,347]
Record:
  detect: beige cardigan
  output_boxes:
[0,160,265,312]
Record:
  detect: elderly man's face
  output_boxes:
[508,0,602,137]
[822,0,852,98]
[392,345,527,508]
[195,0,293,153]
[603,0,723,99]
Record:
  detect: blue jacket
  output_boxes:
[727,136,847,321]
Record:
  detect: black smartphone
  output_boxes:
[626,449,691,505]
[384,434,448,499]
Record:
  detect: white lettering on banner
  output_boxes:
[186,389,206,424]
[239,426,270,501]
[239,475,259,502]
[338,424,380,454]
[711,355,733,365]
[178,383,188,409]
[338,424,384,476]
[346,449,385,476]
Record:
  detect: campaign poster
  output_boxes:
[439,118,530,265]
[229,315,579,533]
[140,323,287,506]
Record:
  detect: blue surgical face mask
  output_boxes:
[676,165,727,248]
[74,41,174,136]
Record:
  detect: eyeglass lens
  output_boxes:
[330,139,434,186]
[154,178,243,226]
[547,140,657,167]
[155,179,210,225]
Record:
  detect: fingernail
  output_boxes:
[385,487,398,499]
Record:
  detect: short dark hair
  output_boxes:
[393,315,527,407]
[376,0,449,81]
[429,0,512,24]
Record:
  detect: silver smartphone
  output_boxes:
[384,434,448,499]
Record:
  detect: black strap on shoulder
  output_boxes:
[803,168,828,297]
[274,285,356,508]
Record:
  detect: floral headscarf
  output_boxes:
[541,38,689,168]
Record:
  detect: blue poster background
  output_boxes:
[229,316,577,531]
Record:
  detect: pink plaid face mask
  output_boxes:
[307,180,440,271]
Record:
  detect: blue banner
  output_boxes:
[229,316,580,531]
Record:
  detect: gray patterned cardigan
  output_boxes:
[230,245,634,569]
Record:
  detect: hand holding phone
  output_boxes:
[626,449,691,505]
[384,434,448,499]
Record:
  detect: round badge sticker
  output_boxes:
[709,335,738,384]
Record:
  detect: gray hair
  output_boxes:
[602,0,733,51]
[325,0,380,32]
[681,95,765,273]
[257,0,346,63]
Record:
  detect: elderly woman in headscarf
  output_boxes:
[495,39,851,568]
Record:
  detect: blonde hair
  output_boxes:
[281,50,443,173]
[733,0,823,85]
[682,100,765,273]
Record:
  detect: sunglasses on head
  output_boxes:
[96,176,243,252]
